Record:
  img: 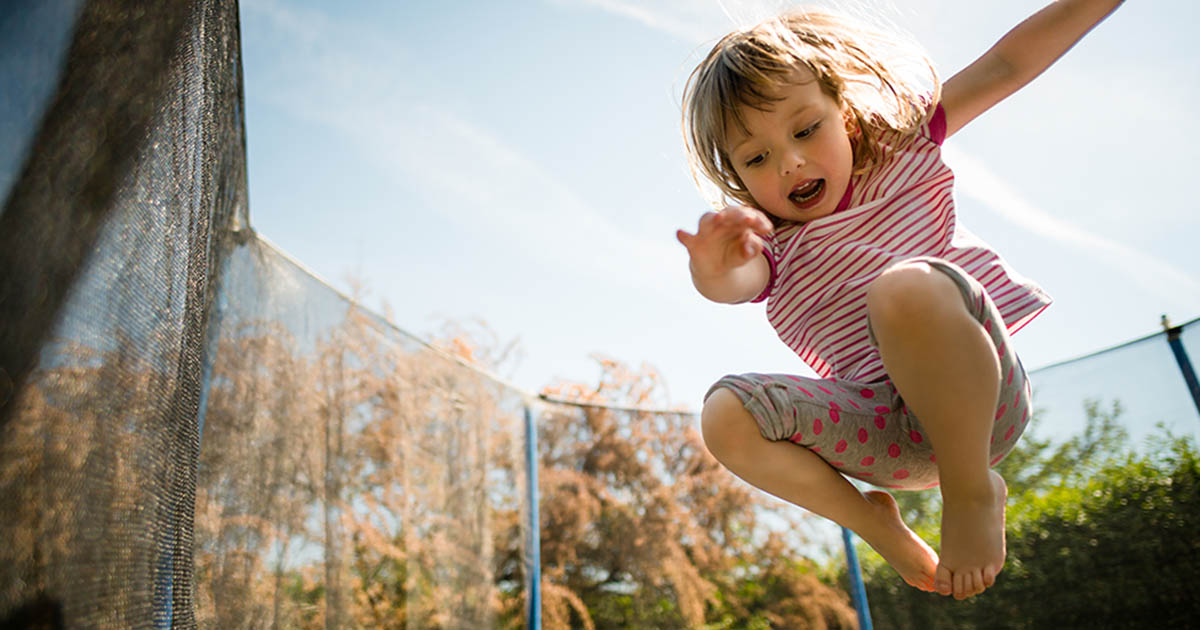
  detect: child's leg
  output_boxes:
[701,387,939,592]
[866,260,1008,600]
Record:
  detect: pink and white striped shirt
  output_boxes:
[752,102,1051,382]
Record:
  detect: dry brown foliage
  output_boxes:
[4,298,856,629]
[537,358,858,630]
[192,306,528,629]
[0,337,195,627]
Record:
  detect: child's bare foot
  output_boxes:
[859,490,939,592]
[934,470,1007,599]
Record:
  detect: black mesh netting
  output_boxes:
[0,1,530,627]
[1,0,242,626]
[2,1,1198,628]
[193,237,529,629]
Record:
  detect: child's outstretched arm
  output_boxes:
[676,205,773,304]
[941,0,1124,138]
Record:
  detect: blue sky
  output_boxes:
[238,0,1200,413]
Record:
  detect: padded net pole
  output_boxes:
[841,527,873,630]
[1162,317,1200,420]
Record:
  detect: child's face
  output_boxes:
[726,68,854,223]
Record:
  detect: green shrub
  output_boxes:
[854,402,1200,629]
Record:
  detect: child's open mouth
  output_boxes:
[789,179,825,208]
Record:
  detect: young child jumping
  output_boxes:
[676,0,1123,600]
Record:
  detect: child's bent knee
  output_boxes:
[867,262,962,330]
[701,387,758,460]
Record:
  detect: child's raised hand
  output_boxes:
[676,205,773,279]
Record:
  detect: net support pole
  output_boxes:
[523,405,542,630]
[842,526,873,630]
[1163,319,1200,420]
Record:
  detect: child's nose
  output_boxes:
[780,151,806,175]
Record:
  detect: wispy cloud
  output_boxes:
[943,143,1200,300]
[548,0,724,43]
[548,0,935,44]
[244,0,684,293]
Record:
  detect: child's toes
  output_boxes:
[962,569,988,598]
[954,571,982,600]
[913,574,935,592]
[934,565,953,596]
[970,569,985,597]
[923,573,937,592]
[983,565,998,588]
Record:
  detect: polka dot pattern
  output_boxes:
[705,259,1031,492]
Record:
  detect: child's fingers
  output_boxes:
[713,208,755,235]
[693,212,743,245]
[718,204,773,235]
[681,207,768,268]
[746,211,772,234]
[676,229,694,248]
[751,210,773,233]
[740,230,763,259]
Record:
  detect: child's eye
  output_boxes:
[794,122,820,139]
[744,154,765,167]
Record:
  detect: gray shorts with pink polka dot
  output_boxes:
[706,257,1033,491]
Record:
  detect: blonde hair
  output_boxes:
[683,8,939,210]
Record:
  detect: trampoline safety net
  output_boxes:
[2,1,1199,629]
[1,0,530,628]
